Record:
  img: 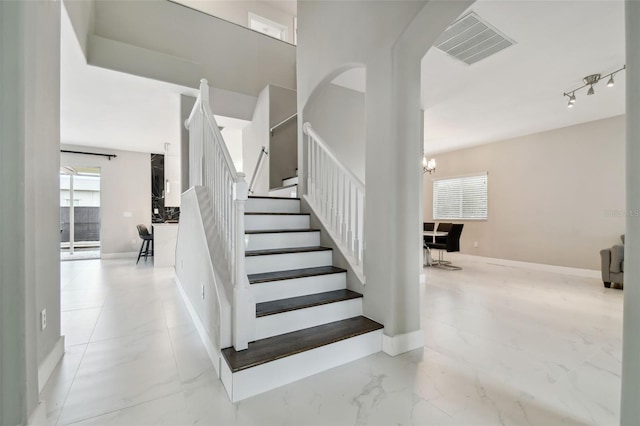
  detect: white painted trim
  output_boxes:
[175,276,220,377]
[100,251,138,259]
[38,335,64,393]
[382,329,424,356]
[452,253,601,279]
[27,401,47,426]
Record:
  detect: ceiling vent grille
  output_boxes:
[434,11,516,65]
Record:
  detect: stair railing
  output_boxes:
[248,146,268,195]
[303,122,365,283]
[185,79,255,351]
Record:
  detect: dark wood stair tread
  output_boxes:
[248,195,300,200]
[245,228,320,235]
[269,183,298,191]
[245,212,307,216]
[249,266,346,284]
[221,316,383,372]
[246,246,331,256]
[256,289,361,317]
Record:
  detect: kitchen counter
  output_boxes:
[152,223,179,267]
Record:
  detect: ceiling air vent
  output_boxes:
[434,11,516,65]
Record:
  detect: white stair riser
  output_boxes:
[246,251,332,275]
[221,330,383,402]
[255,298,362,340]
[282,176,299,186]
[251,272,346,303]
[245,214,309,231]
[246,198,300,214]
[245,231,320,251]
[269,186,297,198]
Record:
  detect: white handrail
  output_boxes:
[185,79,254,351]
[303,122,366,283]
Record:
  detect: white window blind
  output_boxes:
[433,173,488,220]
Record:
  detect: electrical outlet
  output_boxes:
[201,285,205,300]
[474,241,479,248]
[41,309,47,331]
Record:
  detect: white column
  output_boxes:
[621,1,640,424]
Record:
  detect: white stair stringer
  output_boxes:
[251,271,346,303]
[282,176,299,186]
[221,328,382,402]
[268,185,298,198]
[255,297,362,340]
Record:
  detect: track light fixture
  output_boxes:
[563,65,625,108]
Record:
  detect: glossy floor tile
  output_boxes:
[44,256,622,425]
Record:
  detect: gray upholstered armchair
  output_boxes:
[600,235,624,289]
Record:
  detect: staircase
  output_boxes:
[268,175,298,198]
[220,195,383,402]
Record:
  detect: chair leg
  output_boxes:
[604,281,612,288]
[136,240,145,264]
[144,239,150,261]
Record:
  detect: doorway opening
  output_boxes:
[60,166,101,261]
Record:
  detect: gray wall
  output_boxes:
[1,0,61,423]
[303,83,365,183]
[85,0,296,96]
[61,145,152,256]
[243,86,271,195]
[269,85,297,188]
[423,115,626,270]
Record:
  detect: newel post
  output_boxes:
[232,173,255,351]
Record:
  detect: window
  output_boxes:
[433,173,488,220]
[248,13,288,42]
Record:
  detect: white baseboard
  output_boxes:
[38,335,64,393]
[101,251,138,259]
[382,329,424,356]
[27,401,47,426]
[175,276,219,377]
[452,253,600,279]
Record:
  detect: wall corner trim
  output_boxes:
[38,335,65,393]
[382,329,424,356]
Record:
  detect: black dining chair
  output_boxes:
[425,223,464,270]
[136,224,154,264]
[435,222,452,244]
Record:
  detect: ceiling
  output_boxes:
[63,0,625,157]
[332,0,626,155]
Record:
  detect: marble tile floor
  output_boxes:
[43,255,623,425]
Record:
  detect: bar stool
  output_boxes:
[136,224,154,264]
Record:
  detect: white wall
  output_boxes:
[1,1,61,423]
[424,115,626,270]
[86,0,295,97]
[297,0,472,341]
[269,85,297,188]
[61,145,151,256]
[303,82,365,183]
[221,127,244,173]
[174,0,296,45]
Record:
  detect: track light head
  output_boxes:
[607,75,615,87]
[587,85,595,96]
[569,93,576,104]
[567,101,574,108]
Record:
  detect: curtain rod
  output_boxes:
[60,150,117,161]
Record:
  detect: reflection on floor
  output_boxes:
[44,255,622,425]
[60,248,100,262]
